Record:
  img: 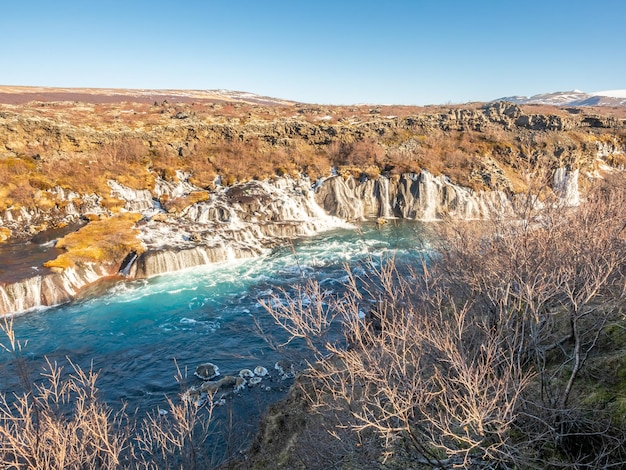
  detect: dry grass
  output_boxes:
[260,174,626,468]
[162,190,210,214]
[44,213,144,269]
[0,139,152,211]
[0,358,131,469]
[0,318,220,469]
[1,96,624,215]
[0,156,40,210]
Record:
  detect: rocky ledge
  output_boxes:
[0,164,587,317]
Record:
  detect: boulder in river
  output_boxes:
[194,362,220,380]
[239,368,255,378]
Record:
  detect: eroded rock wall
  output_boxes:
[0,264,114,315]
[315,171,518,221]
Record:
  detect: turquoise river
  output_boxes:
[0,220,428,463]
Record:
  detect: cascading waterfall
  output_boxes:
[0,169,580,317]
[1,221,427,467]
[319,171,513,221]
[418,171,440,221]
[0,276,43,314]
[0,265,112,315]
[127,177,352,280]
[133,247,215,278]
[553,168,580,207]
[108,181,155,213]
[478,190,516,218]
[153,171,197,199]
[119,251,139,276]
[376,177,394,218]
[131,240,265,279]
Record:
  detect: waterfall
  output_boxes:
[127,176,353,282]
[119,251,139,276]
[418,171,440,221]
[2,172,522,317]
[134,244,261,278]
[108,181,155,213]
[0,265,112,316]
[153,175,197,199]
[376,177,394,218]
[477,191,516,218]
[136,248,212,277]
[318,172,517,222]
[0,277,43,315]
[553,168,580,207]
[314,176,366,221]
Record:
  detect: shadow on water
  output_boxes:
[0,223,84,283]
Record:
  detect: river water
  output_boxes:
[0,220,428,463]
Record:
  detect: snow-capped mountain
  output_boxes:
[497,90,626,106]
[0,86,297,106]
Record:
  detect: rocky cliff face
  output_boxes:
[128,177,350,279]
[1,100,622,226]
[0,264,114,316]
[0,101,622,166]
[0,187,106,238]
[0,175,352,315]
[314,171,518,221]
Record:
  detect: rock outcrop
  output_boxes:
[0,175,351,315]
[315,171,517,221]
[1,101,622,163]
[0,264,114,315]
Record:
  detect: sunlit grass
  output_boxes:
[44,212,144,269]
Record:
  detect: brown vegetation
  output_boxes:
[43,213,144,270]
[258,173,626,468]
[2,90,626,468]
[0,317,220,470]
[1,94,625,217]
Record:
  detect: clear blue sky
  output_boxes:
[1,0,624,105]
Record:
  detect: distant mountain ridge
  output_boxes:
[497,89,626,107]
[2,85,626,107]
[0,85,297,106]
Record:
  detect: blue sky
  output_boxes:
[1,0,624,105]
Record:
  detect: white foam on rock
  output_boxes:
[1,168,583,316]
[132,176,353,278]
[553,168,581,207]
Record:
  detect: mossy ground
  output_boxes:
[576,320,626,427]
[43,212,144,269]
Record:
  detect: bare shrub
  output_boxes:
[261,174,626,468]
[263,261,533,467]
[0,318,220,470]
[0,318,131,469]
[327,139,385,169]
[134,377,217,470]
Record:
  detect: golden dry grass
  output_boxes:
[1,95,624,213]
[44,213,144,269]
[162,190,210,213]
